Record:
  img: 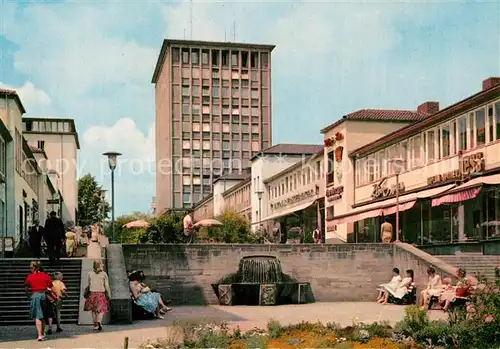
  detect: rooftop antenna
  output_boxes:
[189,0,193,39]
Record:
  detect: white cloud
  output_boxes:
[82,118,155,167]
[0,81,52,110]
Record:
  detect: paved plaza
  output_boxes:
[0,302,447,349]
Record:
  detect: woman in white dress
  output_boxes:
[380,269,414,304]
[420,266,442,308]
[377,268,402,303]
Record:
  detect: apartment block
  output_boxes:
[152,39,275,213]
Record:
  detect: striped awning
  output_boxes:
[431,187,481,207]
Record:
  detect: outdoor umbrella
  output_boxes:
[123,220,150,229]
[193,219,223,227]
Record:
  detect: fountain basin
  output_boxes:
[211,255,314,306]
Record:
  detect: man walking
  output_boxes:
[44,211,65,263]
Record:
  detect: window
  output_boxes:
[222,141,229,150]
[182,86,189,96]
[488,105,494,142]
[427,130,435,162]
[401,141,408,171]
[458,116,467,151]
[452,120,457,155]
[182,49,189,64]
[222,50,229,66]
[183,192,191,203]
[192,50,199,65]
[202,50,209,65]
[476,108,486,146]
[37,140,45,150]
[193,123,200,132]
[327,151,334,184]
[172,48,180,63]
[260,53,268,68]
[469,113,475,149]
[251,52,258,68]
[231,52,238,66]
[496,102,500,140]
[212,50,219,66]
[442,124,450,157]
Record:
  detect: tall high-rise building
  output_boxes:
[152,39,275,213]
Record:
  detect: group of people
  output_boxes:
[24,261,67,341]
[128,270,172,319]
[376,266,476,311]
[28,211,78,261]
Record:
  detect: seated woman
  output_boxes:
[438,277,455,309]
[129,272,171,319]
[442,268,471,312]
[380,269,414,305]
[377,268,402,303]
[420,266,442,309]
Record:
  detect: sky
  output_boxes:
[0,0,499,216]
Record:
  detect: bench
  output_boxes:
[388,283,417,305]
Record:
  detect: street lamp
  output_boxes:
[103,151,121,243]
[390,158,405,242]
[256,190,264,230]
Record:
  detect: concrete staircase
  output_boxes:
[437,253,500,282]
[0,259,82,326]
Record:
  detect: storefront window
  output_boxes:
[356,217,378,243]
[442,124,450,157]
[475,108,486,146]
[485,188,500,239]
[458,116,467,150]
[401,141,408,171]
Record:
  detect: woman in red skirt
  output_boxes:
[84,260,110,331]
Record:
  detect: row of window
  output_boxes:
[176,121,261,133]
[23,120,73,133]
[172,69,265,85]
[178,104,262,116]
[171,48,269,69]
[269,160,323,200]
[177,85,264,99]
[356,100,500,186]
[181,139,261,152]
[225,184,251,212]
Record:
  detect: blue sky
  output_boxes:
[0,0,499,215]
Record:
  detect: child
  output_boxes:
[51,272,67,332]
[65,229,77,257]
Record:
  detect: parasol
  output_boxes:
[193,219,223,228]
[123,220,150,229]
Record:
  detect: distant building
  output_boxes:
[152,39,275,213]
[22,117,80,223]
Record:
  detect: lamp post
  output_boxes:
[103,152,121,243]
[390,158,405,242]
[256,190,264,230]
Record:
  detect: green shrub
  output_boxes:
[395,305,429,336]
[197,333,229,348]
[267,319,282,338]
[245,335,267,349]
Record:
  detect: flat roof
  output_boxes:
[251,143,323,161]
[22,117,81,149]
[152,39,276,83]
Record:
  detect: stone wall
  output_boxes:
[122,244,394,305]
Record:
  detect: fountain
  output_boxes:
[211,255,314,306]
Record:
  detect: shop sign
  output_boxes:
[271,188,316,210]
[461,152,485,176]
[427,152,485,185]
[371,178,405,199]
[326,186,344,202]
[427,169,461,185]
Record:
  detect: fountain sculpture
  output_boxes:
[211,255,314,306]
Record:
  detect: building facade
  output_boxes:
[0,89,63,250]
[152,39,275,213]
[321,106,434,242]
[222,179,251,221]
[22,117,80,223]
[331,77,500,244]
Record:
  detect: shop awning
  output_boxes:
[431,173,500,207]
[263,198,317,222]
[330,184,455,225]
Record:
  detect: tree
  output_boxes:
[76,173,110,227]
[140,210,185,243]
[104,212,153,244]
[211,210,263,243]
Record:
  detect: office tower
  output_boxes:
[152,39,274,213]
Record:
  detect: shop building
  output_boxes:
[332,77,500,244]
[222,178,251,221]
[263,150,325,241]
[321,105,436,241]
[250,144,323,230]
